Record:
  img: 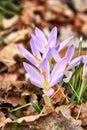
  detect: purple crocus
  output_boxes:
[51,44,82,82]
[31,27,73,55]
[17,27,73,67]
[23,58,67,96]
[31,27,57,53]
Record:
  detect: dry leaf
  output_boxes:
[2,111,84,130]
[0,43,22,67]
[4,29,30,44]
[73,103,87,127]
[2,15,19,29]
[0,73,19,82]
[51,86,66,104]
[0,111,6,127]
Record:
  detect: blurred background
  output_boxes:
[0,0,87,79]
[0,0,87,46]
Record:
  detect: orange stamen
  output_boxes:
[34,55,41,62]
[41,70,46,80]
[65,63,70,70]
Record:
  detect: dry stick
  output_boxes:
[76,104,82,120]
[50,85,69,103]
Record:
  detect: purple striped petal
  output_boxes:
[35,27,47,45]
[57,36,74,52]
[50,73,64,87]
[43,88,54,96]
[43,48,51,60]
[68,56,82,69]
[51,58,67,78]
[31,34,44,53]
[17,45,36,65]
[40,59,50,82]
[51,48,61,62]
[63,71,73,83]
[65,44,75,62]
[30,38,42,60]
[82,55,87,63]
[48,27,57,48]
[82,62,87,79]
[55,44,60,51]
[23,62,42,88]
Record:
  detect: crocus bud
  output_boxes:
[82,62,87,79]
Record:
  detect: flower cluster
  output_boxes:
[17,27,87,98]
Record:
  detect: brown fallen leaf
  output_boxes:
[73,103,87,127]
[2,111,84,130]
[4,29,30,44]
[21,1,36,25]
[0,111,6,127]
[6,94,21,107]
[0,73,19,82]
[81,23,87,36]
[0,81,37,108]
[0,43,23,67]
[2,15,19,29]
[51,85,66,104]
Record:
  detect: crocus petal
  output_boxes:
[35,27,47,45]
[30,79,42,88]
[43,88,54,96]
[17,45,36,65]
[55,44,60,51]
[57,36,73,52]
[68,56,82,69]
[82,62,87,79]
[40,59,50,82]
[43,48,51,60]
[82,55,87,63]
[30,38,41,60]
[51,48,61,62]
[48,27,57,48]
[63,71,73,83]
[31,34,44,53]
[51,57,67,79]
[50,73,64,87]
[65,44,75,62]
[23,62,42,88]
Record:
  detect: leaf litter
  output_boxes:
[0,0,87,130]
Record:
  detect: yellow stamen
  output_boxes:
[44,44,47,48]
[43,81,49,91]
[34,55,41,62]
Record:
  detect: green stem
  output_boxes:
[42,94,53,106]
[9,103,32,113]
[78,79,87,104]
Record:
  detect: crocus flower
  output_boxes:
[23,58,67,96]
[31,27,57,53]
[17,27,73,67]
[51,44,82,82]
[31,27,73,55]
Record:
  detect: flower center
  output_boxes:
[43,81,50,91]
[44,44,47,49]
[34,55,41,62]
